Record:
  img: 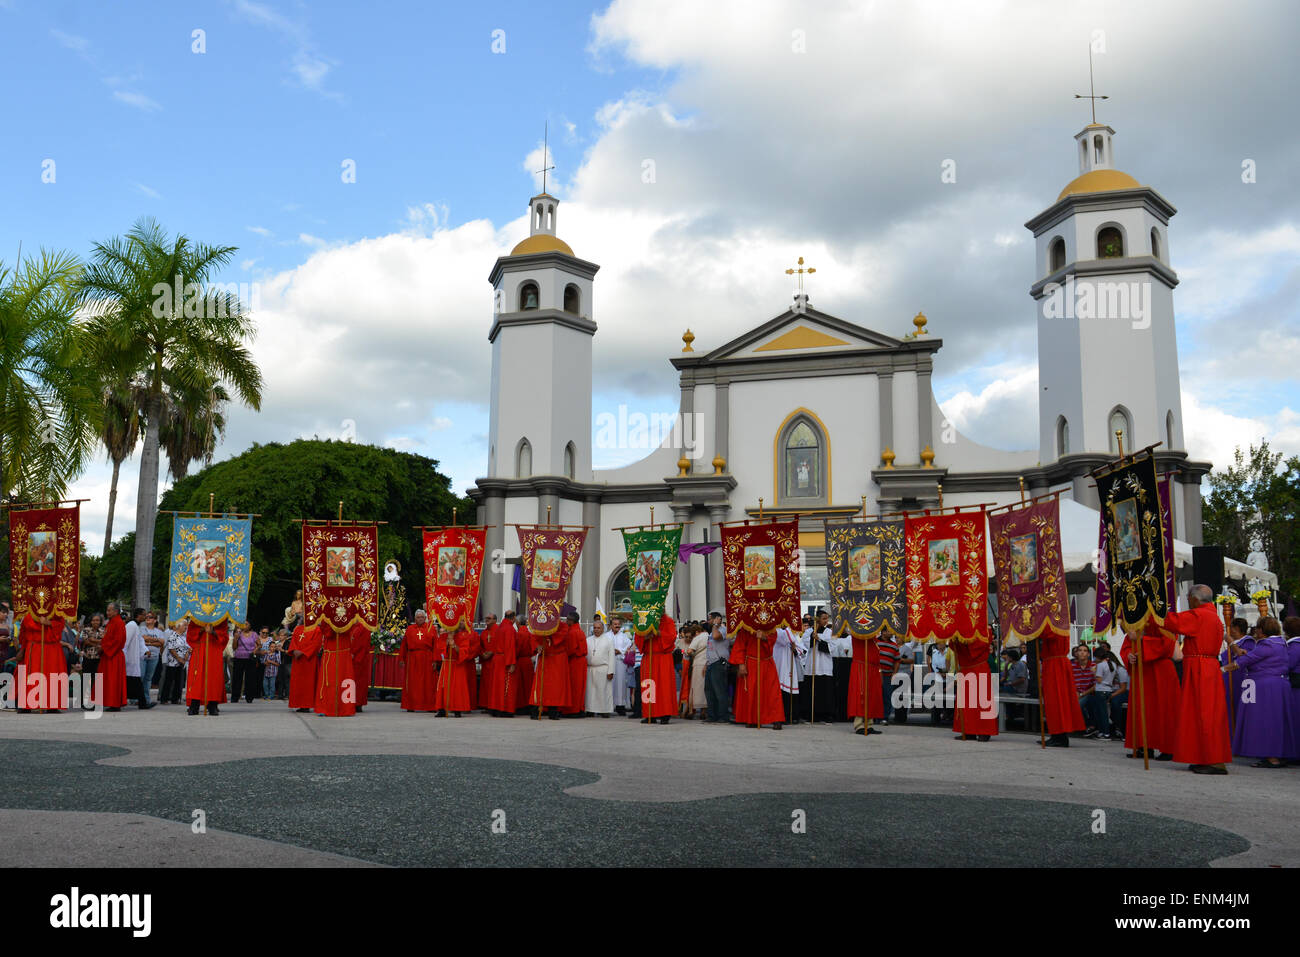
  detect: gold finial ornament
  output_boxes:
[682,329,695,353]
[677,455,691,477]
[785,256,816,291]
[881,448,896,469]
[913,312,928,336]
[920,445,936,468]
[712,455,727,475]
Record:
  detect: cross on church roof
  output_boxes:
[536,121,555,194]
[785,256,815,291]
[1074,45,1109,124]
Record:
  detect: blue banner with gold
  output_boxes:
[167,515,253,626]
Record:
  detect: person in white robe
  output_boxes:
[609,615,634,713]
[774,625,807,724]
[585,617,616,715]
[688,625,709,715]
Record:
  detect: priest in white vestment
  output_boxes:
[774,626,806,723]
[586,617,617,715]
[609,616,634,713]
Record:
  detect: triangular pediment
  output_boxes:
[705,306,908,362]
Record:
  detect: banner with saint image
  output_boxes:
[167,515,252,626]
[422,526,487,631]
[904,510,990,642]
[721,519,800,635]
[989,499,1068,642]
[1095,455,1168,630]
[518,526,588,636]
[7,504,80,620]
[621,526,683,635]
[302,523,379,633]
[825,519,906,637]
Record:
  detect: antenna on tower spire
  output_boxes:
[1074,45,1109,124]
[535,121,555,194]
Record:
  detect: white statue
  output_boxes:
[1246,535,1268,571]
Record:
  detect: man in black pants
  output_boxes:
[704,611,733,723]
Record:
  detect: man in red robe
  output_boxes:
[563,612,588,717]
[399,610,437,712]
[477,615,499,712]
[350,623,372,713]
[185,620,228,715]
[1165,584,1233,774]
[316,626,357,717]
[951,635,997,741]
[1039,627,1085,746]
[848,634,885,736]
[1120,620,1182,760]
[17,612,68,711]
[728,627,784,730]
[480,614,519,716]
[98,603,128,711]
[434,626,480,716]
[287,622,322,712]
[510,614,534,713]
[636,615,679,725]
[529,626,569,719]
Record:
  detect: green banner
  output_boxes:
[621,526,683,634]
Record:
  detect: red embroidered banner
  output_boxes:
[721,519,800,635]
[423,526,487,631]
[989,499,1068,641]
[8,505,80,620]
[518,526,588,636]
[904,510,989,642]
[302,523,379,633]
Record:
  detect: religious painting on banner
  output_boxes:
[167,516,252,626]
[825,520,906,637]
[8,505,80,620]
[422,526,486,631]
[904,511,989,642]
[518,526,588,635]
[1095,455,1168,630]
[621,526,683,634]
[302,524,379,632]
[721,519,800,635]
[989,499,1068,642]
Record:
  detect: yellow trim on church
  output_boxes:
[754,325,850,352]
[772,407,832,507]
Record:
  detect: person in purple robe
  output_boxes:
[1284,616,1300,765]
[1226,616,1294,767]
[1221,617,1254,722]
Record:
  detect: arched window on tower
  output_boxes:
[777,412,828,505]
[534,203,544,230]
[547,204,555,230]
[1150,228,1161,262]
[1048,237,1066,274]
[1107,407,1132,455]
[516,438,532,478]
[519,282,539,311]
[1056,416,1070,457]
[563,442,576,479]
[563,284,580,315]
[1094,134,1104,165]
[1097,226,1124,259]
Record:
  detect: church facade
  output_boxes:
[470,122,1212,623]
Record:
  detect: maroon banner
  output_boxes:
[518,526,588,636]
[302,523,378,633]
[721,519,800,635]
[989,498,1069,642]
[904,510,989,642]
[8,505,80,620]
[423,527,487,631]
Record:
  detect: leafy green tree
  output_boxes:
[98,439,473,626]
[79,218,263,610]
[1202,441,1299,599]
[160,378,229,482]
[99,380,144,556]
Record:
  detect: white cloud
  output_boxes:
[113,90,161,112]
[247,225,273,237]
[135,183,160,199]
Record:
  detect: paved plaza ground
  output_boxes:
[0,703,1294,867]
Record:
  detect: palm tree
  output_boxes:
[161,377,229,482]
[99,380,144,556]
[0,249,99,501]
[80,219,263,609]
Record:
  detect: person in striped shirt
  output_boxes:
[1072,643,1099,737]
[876,635,901,724]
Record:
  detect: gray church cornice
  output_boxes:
[488,308,598,343]
[1028,254,1180,298]
[469,475,676,506]
[487,250,600,284]
[1024,185,1178,236]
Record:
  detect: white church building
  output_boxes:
[470,121,1234,624]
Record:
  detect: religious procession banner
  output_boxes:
[1095,455,1169,630]
[989,499,1068,642]
[1157,473,1177,607]
[1093,510,1113,634]
[824,519,906,637]
[166,515,252,626]
[904,510,990,642]
[422,526,487,631]
[302,523,379,633]
[721,519,800,635]
[518,526,588,636]
[7,504,80,620]
[621,525,684,635]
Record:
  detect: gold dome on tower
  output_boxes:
[1057,168,1141,201]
